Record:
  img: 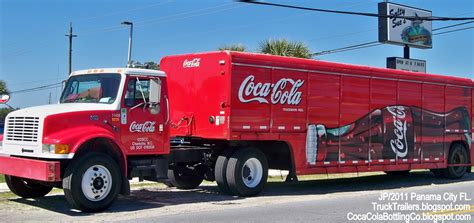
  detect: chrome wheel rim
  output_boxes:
[81,165,112,202]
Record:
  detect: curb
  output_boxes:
[0,183,8,193]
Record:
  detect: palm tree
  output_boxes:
[258,38,312,59]
[218,44,246,52]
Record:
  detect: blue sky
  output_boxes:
[1,0,473,108]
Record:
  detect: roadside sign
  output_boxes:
[378,2,432,49]
[387,57,426,73]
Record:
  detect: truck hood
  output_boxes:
[7,103,116,119]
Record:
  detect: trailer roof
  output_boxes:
[163,51,472,87]
[228,51,474,87]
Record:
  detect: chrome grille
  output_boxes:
[6,116,40,142]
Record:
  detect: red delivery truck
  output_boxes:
[0,51,472,212]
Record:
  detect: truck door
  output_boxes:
[120,76,166,155]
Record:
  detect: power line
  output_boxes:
[433,21,474,31]
[238,0,474,21]
[313,41,379,56]
[140,0,378,48]
[74,0,175,22]
[3,0,176,50]
[79,3,237,35]
[324,43,382,55]
[313,21,474,56]
[7,77,61,87]
[11,82,63,94]
[2,3,244,58]
[307,28,377,42]
[10,27,473,95]
[433,26,474,35]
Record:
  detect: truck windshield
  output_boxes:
[60,73,121,104]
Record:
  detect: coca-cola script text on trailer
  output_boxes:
[238,75,304,105]
[387,106,408,158]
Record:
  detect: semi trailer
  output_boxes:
[0,51,472,212]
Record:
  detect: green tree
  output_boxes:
[218,44,246,52]
[0,80,9,95]
[0,107,14,120]
[144,61,159,70]
[258,38,312,59]
[130,60,160,70]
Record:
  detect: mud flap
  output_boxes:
[285,172,299,183]
[120,175,130,195]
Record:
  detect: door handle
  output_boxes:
[165,95,170,124]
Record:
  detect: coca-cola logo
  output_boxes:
[238,75,304,105]
[129,121,156,133]
[387,106,408,158]
[183,58,200,68]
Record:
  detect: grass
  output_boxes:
[0,164,472,189]
[0,166,472,201]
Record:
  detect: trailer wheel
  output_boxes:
[441,144,469,179]
[167,166,204,189]
[5,175,53,198]
[430,169,444,178]
[162,180,175,188]
[384,170,410,176]
[63,153,121,212]
[226,148,268,197]
[214,148,234,195]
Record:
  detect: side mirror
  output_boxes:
[149,79,161,114]
[149,78,161,104]
[0,94,10,104]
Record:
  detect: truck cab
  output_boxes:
[0,68,169,212]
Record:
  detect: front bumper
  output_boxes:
[0,155,61,182]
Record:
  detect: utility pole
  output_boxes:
[65,23,77,75]
[121,21,133,67]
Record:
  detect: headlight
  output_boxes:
[42,144,70,154]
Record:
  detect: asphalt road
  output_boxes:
[1,171,473,222]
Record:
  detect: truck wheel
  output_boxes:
[226,148,268,197]
[5,175,53,198]
[168,166,204,189]
[441,144,469,179]
[384,170,410,176]
[63,153,121,212]
[215,148,234,195]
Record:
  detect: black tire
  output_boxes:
[384,170,410,176]
[226,148,268,197]
[162,180,175,188]
[168,167,204,189]
[63,153,122,212]
[5,175,53,198]
[441,144,469,179]
[430,169,444,178]
[214,148,235,195]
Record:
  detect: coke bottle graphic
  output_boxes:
[306,106,470,164]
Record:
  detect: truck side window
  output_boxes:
[124,79,150,107]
